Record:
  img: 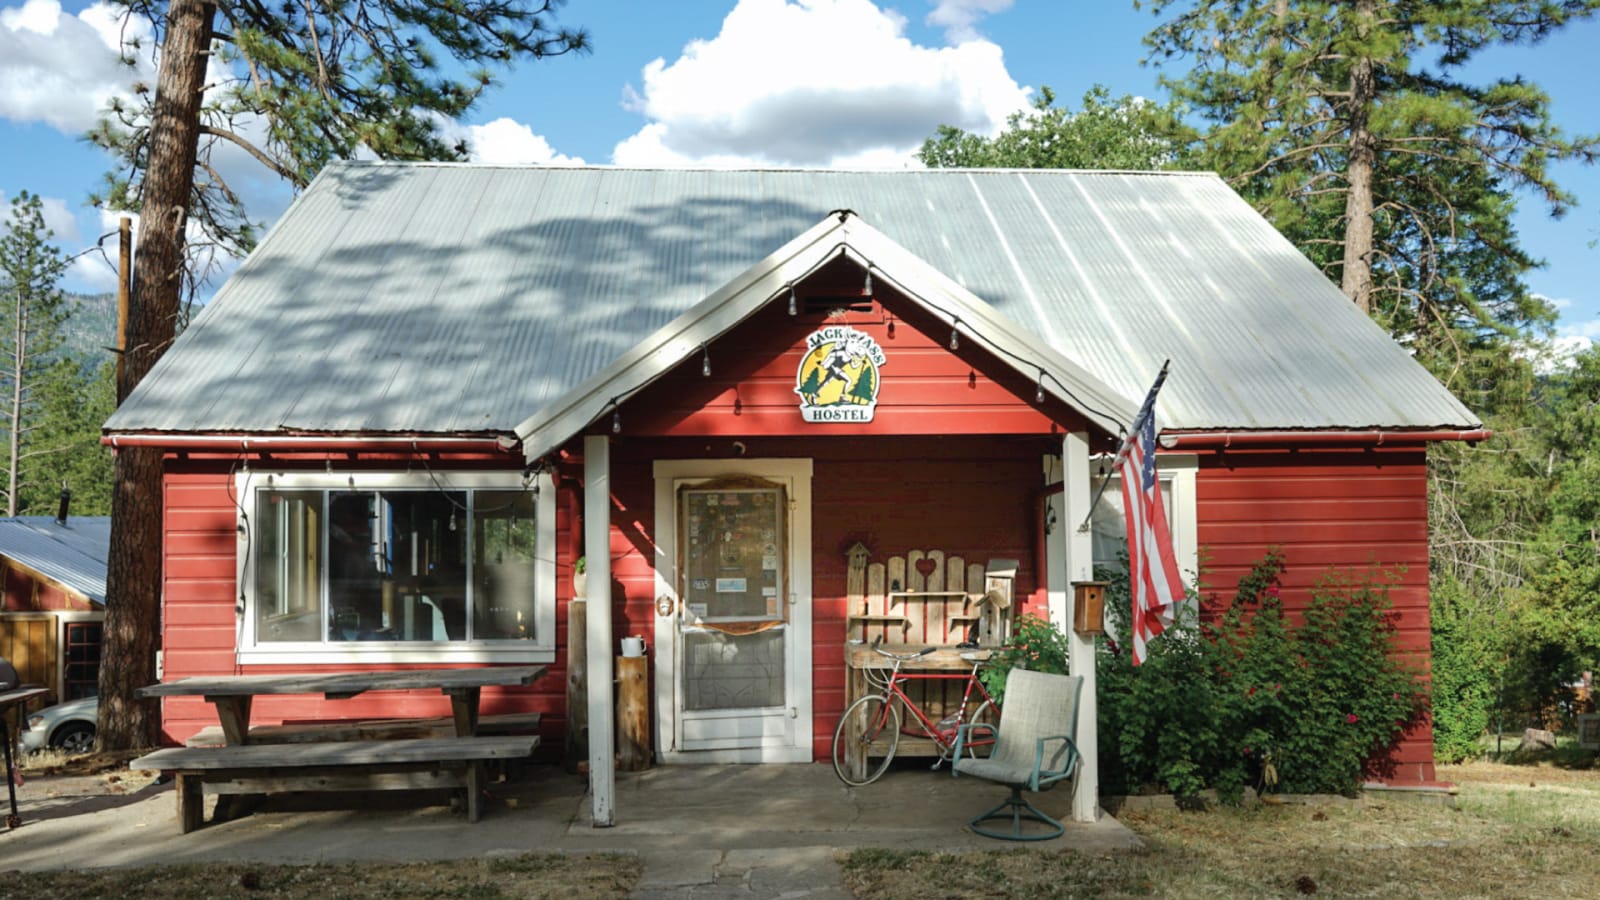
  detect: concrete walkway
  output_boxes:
[2,763,1141,897]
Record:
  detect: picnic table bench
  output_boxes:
[130,666,547,832]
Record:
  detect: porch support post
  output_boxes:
[584,434,616,827]
[1062,431,1099,823]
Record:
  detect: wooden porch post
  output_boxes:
[584,435,616,827]
[1062,431,1099,823]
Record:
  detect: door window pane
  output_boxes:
[680,487,785,621]
[682,629,785,711]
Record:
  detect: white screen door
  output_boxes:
[653,460,812,762]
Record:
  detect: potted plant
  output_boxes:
[573,556,587,599]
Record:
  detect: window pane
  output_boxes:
[366,490,468,642]
[473,489,539,640]
[1090,478,1173,572]
[256,490,324,642]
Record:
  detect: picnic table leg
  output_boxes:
[210,696,253,745]
[3,718,19,830]
[446,687,481,737]
[466,761,483,823]
[176,773,205,833]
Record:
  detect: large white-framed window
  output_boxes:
[1087,453,1199,589]
[236,470,555,665]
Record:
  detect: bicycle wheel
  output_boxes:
[832,693,900,786]
[961,699,1000,759]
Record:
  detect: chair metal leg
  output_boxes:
[967,786,1065,841]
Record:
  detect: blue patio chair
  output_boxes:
[952,669,1082,841]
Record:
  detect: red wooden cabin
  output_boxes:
[105,165,1481,823]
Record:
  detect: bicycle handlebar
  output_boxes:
[869,636,937,661]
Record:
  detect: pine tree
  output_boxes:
[0,192,71,517]
[1142,0,1599,340]
[88,0,588,749]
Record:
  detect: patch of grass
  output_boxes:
[842,770,1600,899]
[10,854,642,900]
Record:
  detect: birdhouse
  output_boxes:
[979,559,1019,647]
[1072,580,1108,636]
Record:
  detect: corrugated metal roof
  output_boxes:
[106,163,1479,436]
[0,516,110,604]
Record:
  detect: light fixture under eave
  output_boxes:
[611,408,622,434]
[787,284,797,316]
[949,328,960,351]
[863,266,873,297]
[701,345,711,378]
[1036,372,1045,404]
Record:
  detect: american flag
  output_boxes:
[1116,363,1183,665]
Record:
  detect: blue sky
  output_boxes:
[2,0,1596,351]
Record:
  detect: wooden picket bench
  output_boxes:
[131,735,538,832]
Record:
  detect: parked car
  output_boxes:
[20,696,98,755]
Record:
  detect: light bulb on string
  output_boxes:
[787,284,797,316]
[949,328,959,351]
[1036,372,1045,404]
[863,266,873,296]
[611,408,622,434]
[701,346,711,378]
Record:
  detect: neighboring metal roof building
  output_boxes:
[0,516,110,605]
[105,163,1479,437]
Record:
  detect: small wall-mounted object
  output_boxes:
[1072,580,1108,636]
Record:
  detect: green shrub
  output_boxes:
[1097,550,1426,800]
[977,613,1073,704]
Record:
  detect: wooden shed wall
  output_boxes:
[0,614,56,695]
[1195,447,1438,785]
[3,561,92,612]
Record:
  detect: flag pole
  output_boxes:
[1078,360,1172,533]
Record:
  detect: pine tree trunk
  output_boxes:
[1340,1,1377,315]
[7,296,22,517]
[97,0,215,751]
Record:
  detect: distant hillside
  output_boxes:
[60,292,118,368]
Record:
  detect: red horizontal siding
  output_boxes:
[157,459,571,751]
[623,287,1091,439]
[1195,447,1438,784]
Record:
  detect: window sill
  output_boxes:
[236,645,555,666]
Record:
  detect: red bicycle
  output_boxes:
[831,641,1000,786]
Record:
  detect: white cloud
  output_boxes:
[0,1,152,134]
[926,0,1013,43]
[0,189,77,242]
[458,117,585,166]
[611,0,1030,168]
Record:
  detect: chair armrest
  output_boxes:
[1029,734,1080,791]
[950,722,999,775]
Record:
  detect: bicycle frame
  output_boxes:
[860,654,997,762]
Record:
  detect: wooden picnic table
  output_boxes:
[136,665,546,745]
[131,666,548,832]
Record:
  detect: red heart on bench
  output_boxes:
[915,558,937,578]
